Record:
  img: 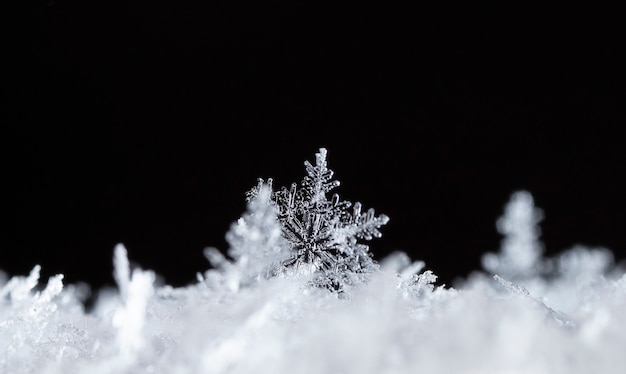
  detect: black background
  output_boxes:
[7,3,626,291]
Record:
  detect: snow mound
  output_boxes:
[3,149,625,373]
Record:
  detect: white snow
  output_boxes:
[1,229,626,373]
[3,151,626,373]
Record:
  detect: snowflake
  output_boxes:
[482,190,545,280]
[201,185,290,293]
[247,148,389,292]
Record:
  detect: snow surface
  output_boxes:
[3,152,626,373]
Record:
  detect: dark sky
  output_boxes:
[7,3,626,291]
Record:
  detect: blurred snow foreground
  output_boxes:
[3,149,626,374]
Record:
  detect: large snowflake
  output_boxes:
[247,148,389,292]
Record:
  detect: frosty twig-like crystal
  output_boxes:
[482,191,545,280]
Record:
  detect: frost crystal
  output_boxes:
[202,185,290,292]
[0,265,67,371]
[493,275,575,327]
[482,190,545,280]
[112,243,155,359]
[247,148,389,292]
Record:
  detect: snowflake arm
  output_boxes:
[302,148,340,206]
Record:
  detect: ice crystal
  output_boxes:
[247,148,389,292]
[388,252,438,299]
[112,244,155,359]
[201,185,290,292]
[482,190,545,280]
[556,245,614,282]
[493,275,575,327]
[0,265,68,372]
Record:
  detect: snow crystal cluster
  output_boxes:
[2,148,626,373]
